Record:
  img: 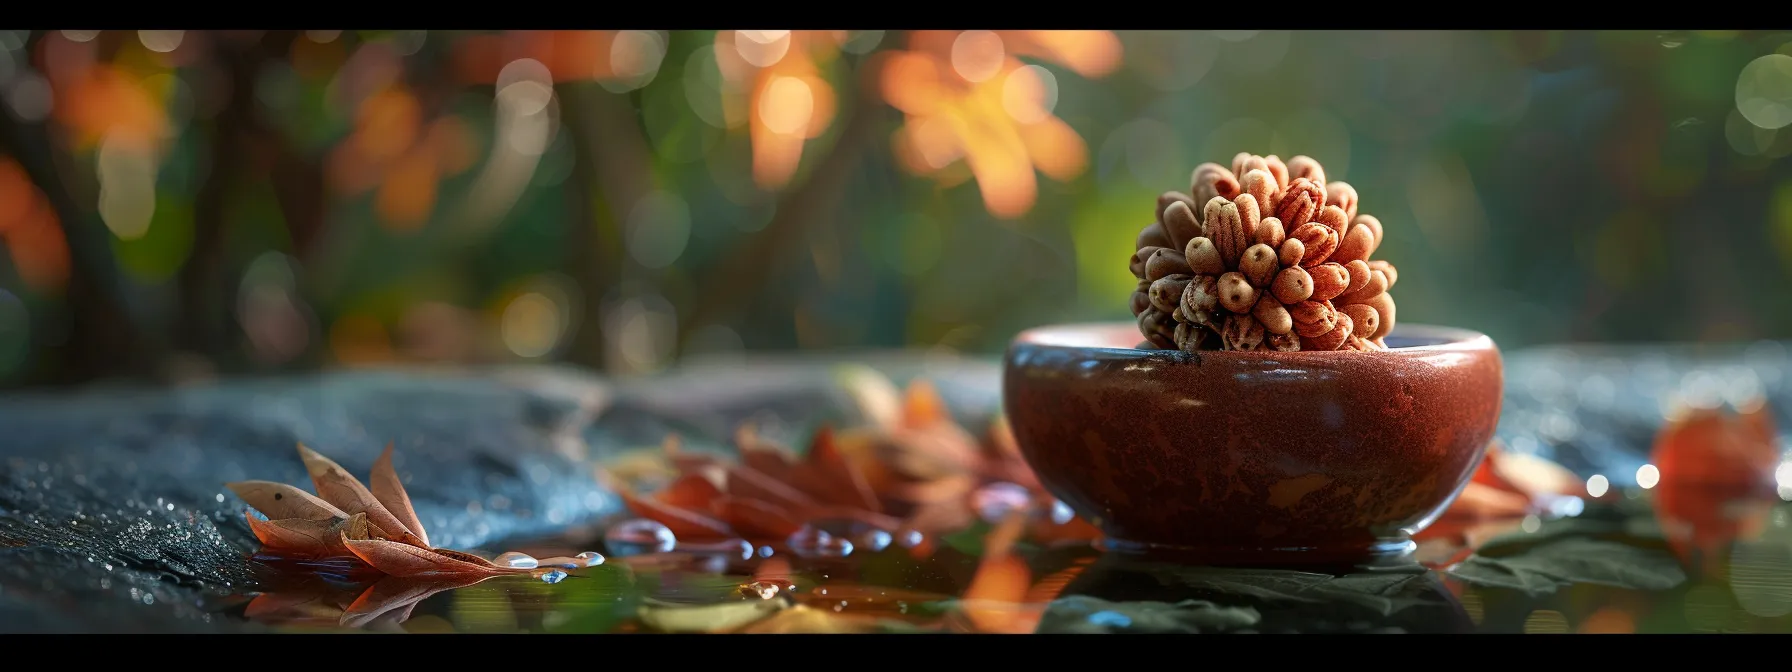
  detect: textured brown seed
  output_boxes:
[1233,193,1262,246]
[1287,155,1326,188]
[1232,153,1269,180]
[1333,222,1375,264]
[1253,295,1293,334]
[1130,290,1150,317]
[1291,222,1340,267]
[1145,248,1193,281]
[1264,155,1290,192]
[1255,216,1286,249]
[1149,274,1193,314]
[1222,313,1266,351]
[1139,309,1176,349]
[1301,312,1353,351]
[1185,237,1225,275]
[1239,244,1279,287]
[1278,237,1305,267]
[1342,304,1380,339]
[1161,199,1203,250]
[1355,214,1383,252]
[1344,259,1372,295]
[1174,321,1206,352]
[1370,259,1397,289]
[1130,245,1166,279]
[1216,272,1257,314]
[1291,300,1337,338]
[1136,221,1172,251]
[1315,204,1349,235]
[1191,163,1241,220]
[1362,292,1396,340]
[1156,191,1196,226]
[1276,177,1324,229]
[1272,266,1314,304]
[1326,181,1358,222]
[1202,197,1248,270]
[1308,262,1351,302]
[1182,274,1221,315]
[1336,268,1389,305]
[1266,330,1300,352]
[1241,169,1279,219]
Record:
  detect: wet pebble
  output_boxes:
[604,518,677,556]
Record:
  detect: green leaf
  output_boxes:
[1037,595,1261,633]
[1147,564,1437,617]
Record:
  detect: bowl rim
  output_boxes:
[1010,322,1494,360]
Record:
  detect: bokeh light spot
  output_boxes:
[137,30,184,54]
[1002,65,1058,125]
[6,73,54,122]
[1586,474,1609,498]
[758,76,814,135]
[735,30,791,68]
[501,292,565,359]
[1737,54,1792,129]
[951,30,1006,83]
[1636,464,1661,489]
[95,136,158,241]
[60,30,99,43]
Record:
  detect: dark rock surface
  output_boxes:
[0,355,1001,632]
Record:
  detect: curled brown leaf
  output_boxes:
[296,443,427,547]
[370,442,430,548]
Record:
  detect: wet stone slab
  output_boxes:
[0,356,1001,632]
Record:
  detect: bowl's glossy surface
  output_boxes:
[1002,323,1503,565]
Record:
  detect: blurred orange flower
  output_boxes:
[0,159,71,292]
[880,30,1121,219]
[711,31,846,189]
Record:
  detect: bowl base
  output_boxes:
[1100,536,1417,570]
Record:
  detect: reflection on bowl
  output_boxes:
[1002,322,1503,566]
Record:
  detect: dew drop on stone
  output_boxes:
[972,482,1034,522]
[604,518,677,556]
[575,551,605,566]
[494,551,539,569]
[540,569,568,584]
[786,525,854,558]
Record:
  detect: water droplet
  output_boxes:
[971,482,1034,522]
[741,581,782,599]
[1049,499,1075,525]
[896,529,924,548]
[214,494,225,503]
[1657,32,1686,48]
[575,551,605,566]
[494,551,539,569]
[540,569,568,584]
[757,545,775,558]
[604,518,677,556]
[681,538,754,560]
[786,525,854,558]
[856,529,893,552]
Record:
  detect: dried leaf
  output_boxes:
[716,496,805,540]
[246,512,373,556]
[725,464,820,511]
[340,574,495,628]
[659,473,726,511]
[226,480,350,522]
[341,535,520,577]
[901,379,949,427]
[369,442,430,547]
[619,489,735,540]
[427,548,504,569]
[801,426,882,513]
[296,443,428,547]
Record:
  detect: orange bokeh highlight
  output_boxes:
[713,31,844,189]
[0,159,71,292]
[326,83,477,231]
[879,31,1120,219]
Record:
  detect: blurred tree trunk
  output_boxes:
[558,86,651,371]
[0,32,148,386]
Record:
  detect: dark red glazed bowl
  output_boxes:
[1003,322,1503,565]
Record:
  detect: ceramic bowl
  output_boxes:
[1002,322,1502,565]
